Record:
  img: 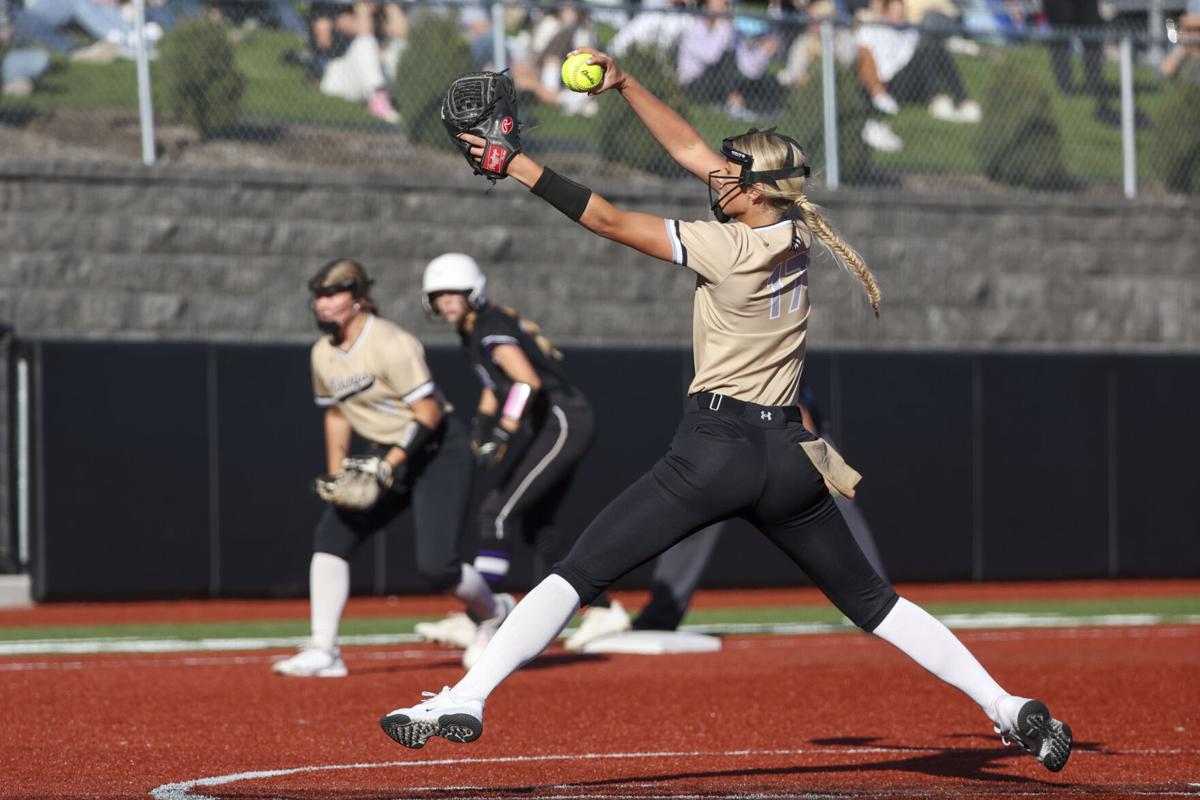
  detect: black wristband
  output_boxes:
[530,168,592,222]
[398,420,436,456]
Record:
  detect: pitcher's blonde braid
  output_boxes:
[796,197,881,316]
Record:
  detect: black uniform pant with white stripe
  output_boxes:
[474,391,594,586]
[314,415,473,592]
[553,405,898,632]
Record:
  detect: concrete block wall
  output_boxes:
[2,158,1197,351]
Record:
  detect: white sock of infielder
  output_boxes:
[309,552,350,653]
[453,562,497,621]
[872,597,1014,728]
[453,573,581,701]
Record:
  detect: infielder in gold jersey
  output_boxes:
[380,53,1072,773]
[272,259,507,677]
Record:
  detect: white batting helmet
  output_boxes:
[422,253,487,316]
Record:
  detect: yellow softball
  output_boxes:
[561,53,604,93]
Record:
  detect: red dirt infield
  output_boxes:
[2,582,1198,799]
[2,577,1197,627]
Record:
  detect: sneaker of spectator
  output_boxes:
[367,86,400,124]
[723,93,760,121]
[2,75,32,96]
[945,35,981,56]
[862,118,903,151]
[872,90,900,115]
[953,97,982,122]
[2,42,50,95]
[68,36,121,63]
[927,93,956,120]
[928,93,981,123]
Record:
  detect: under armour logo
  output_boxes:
[760,410,772,421]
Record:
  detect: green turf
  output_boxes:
[2,594,1196,644]
[0,32,1178,186]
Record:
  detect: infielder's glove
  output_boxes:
[313,456,401,511]
[469,413,498,453]
[472,422,531,473]
[441,70,522,181]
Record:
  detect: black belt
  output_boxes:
[688,392,803,425]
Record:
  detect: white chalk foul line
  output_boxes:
[0,632,423,656]
[148,747,1200,800]
[5,613,1199,658]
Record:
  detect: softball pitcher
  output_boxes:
[272,259,509,677]
[416,253,630,662]
[379,56,1072,774]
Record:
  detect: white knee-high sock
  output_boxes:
[453,562,497,620]
[453,573,581,701]
[872,597,1009,726]
[309,552,350,652]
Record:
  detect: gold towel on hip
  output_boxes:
[799,438,863,499]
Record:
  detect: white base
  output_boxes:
[0,574,32,608]
[580,629,721,655]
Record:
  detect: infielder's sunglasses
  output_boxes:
[310,277,363,298]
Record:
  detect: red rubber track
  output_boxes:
[1,585,1198,799]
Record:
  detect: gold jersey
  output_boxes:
[311,315,438,446]
[665,217,814,407]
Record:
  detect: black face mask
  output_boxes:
[707,130,812,223]
[310,277,362,343]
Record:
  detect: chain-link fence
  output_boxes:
[1,0,1198,194]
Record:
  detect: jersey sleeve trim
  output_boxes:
[314,396,337,407]
[401,380,436,405]
[473,364,497,390]
[665,218,687,266]
[481,334,521,350]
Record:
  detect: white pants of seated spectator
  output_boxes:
[320,36,385,103]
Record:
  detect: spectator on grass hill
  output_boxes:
[1040,0,1108,117]
[775,0,859,88]
[306,0,404,125]
[2,5,50,99]
[1162,0,1200,86]
[856,0,981,152]
[729,14,786,118]
[608,0,693,60]
[210,0,307,37]
[678,0,785,120]
[677,0,736,105]
[508,1,600,117]
[12,0,163,63]
[1,41,50,98]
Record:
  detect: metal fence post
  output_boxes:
[1120,35,1137,199]
[133,0,156,166]
[1148,0,1164,65]
[491,0,507,72]
[820,19,840,190]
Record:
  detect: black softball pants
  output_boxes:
[889,35,969,105]
[552,401,898,632]
[476,390,595,566]
[314,415,473,592]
